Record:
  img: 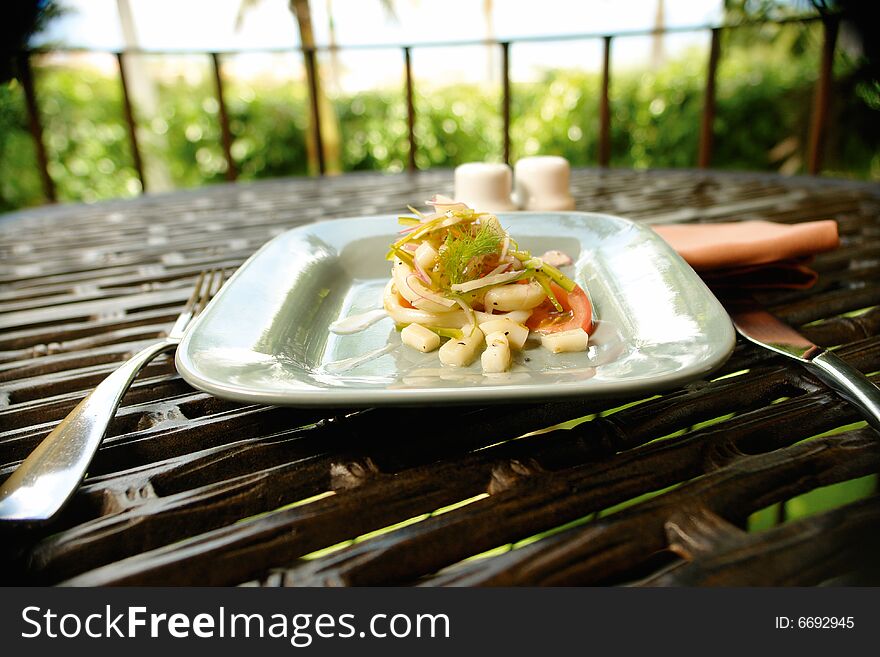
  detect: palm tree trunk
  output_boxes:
[325,0,342,96]
[290,0,341,174]
[116,0,173,190]
[483,0,495,82]
[651,0,666,69]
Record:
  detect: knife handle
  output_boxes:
[808,351,880,432]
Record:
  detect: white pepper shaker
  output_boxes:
[513,156,575,211]
[453,162,518,213]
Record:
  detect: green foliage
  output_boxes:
[35,62,140,203]
[511,71,600,164]
[611,56,708,169]
[334,91,407,171]
[414,87,503,168]
[0,21,877,212]
[225,78,310,178]
[143,63,226,188]
[0,81,43,211]
[136,64,311,187]
[714,23,819,173]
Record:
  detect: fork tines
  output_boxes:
[185,269,225,314]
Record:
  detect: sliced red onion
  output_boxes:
[402,242,419,252]
[406,274,456,307]
[413,257,432,284]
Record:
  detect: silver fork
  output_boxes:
[0,269,225,523]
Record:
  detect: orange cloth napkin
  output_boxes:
[652,220,840,290]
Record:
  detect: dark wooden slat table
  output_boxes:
[1,168,878,586]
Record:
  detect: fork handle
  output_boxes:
[0,340,176,522]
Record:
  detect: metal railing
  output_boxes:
[16,13,837,204]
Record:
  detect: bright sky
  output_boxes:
[36,0,725,88]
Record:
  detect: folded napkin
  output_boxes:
[652,220,840,290]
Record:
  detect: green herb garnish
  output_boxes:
[438,221,502,286]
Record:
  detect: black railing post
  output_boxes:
[17,52,56,203]
[11,14,836,198]
[698,28,721,168]
[501,41,511,166]
[210,53,237,181]
[403,46,417,172]
[808,16,839,175]
[598,36,612,167]
[302,47,325,176]
[116,51,147,192]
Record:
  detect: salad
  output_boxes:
[384,195,593,373]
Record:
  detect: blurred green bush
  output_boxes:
[1,23,877,212]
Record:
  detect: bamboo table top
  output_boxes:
[1,168,879,586]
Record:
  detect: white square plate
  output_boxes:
[176,212,735,406]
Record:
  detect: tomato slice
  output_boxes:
[526,283,593,334]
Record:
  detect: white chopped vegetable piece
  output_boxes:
[383,280,466,328]
[540,328,589,354]
[401,323,441,353]
[478,318,529,351]
[484,331,509,350]
[414,241,438,270]
[439,326,484,367]
[475,309,531,326]
[481,331,511,373]
[483,280,546,311]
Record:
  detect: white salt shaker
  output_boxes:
[513,156,575,211]
[453,162,518,213]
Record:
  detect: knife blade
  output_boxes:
[728,300,880,432]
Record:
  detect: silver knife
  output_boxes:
[729,303,880,432]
